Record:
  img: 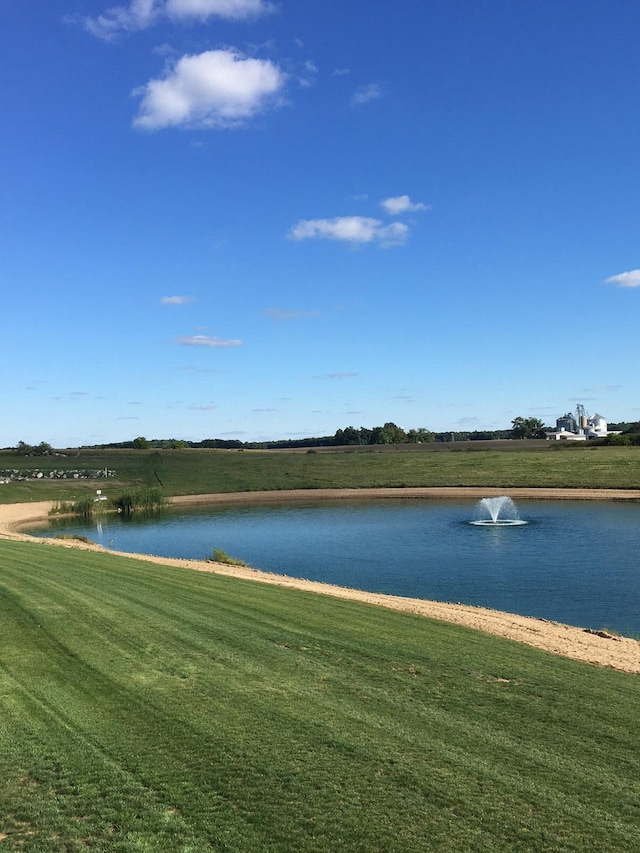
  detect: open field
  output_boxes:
[2,446,640,850]
[2,443,640,504]
[1,539,639,852]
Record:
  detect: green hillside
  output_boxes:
[2,443,640,504]
[1,539,638,851]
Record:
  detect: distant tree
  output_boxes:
[511,417,547,439]
[14,440,53,456]
[406,428,435,443]
[132,436,150,449]
[599,434,631,446]
[334,426,361,446]
[370,422,407,445]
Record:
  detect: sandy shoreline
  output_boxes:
[1,488,639,674]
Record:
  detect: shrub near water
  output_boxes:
[209,548,249,567]
[112,486,166,514]
[50,497,100,518]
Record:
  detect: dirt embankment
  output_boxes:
[1,489,639,675]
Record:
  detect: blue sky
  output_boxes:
[2,0,639,447]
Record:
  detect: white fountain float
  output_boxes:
[470,495,528,526]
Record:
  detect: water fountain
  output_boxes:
[470,495,527,526]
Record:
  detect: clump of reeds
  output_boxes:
[112,486,166,514]
[49,497,98,518]
[208,549,249,567]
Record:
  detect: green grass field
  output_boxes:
[2,443,640,504]
[1,539,639,852]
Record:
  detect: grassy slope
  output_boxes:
[2,444,640,503]
[1,540,639,852]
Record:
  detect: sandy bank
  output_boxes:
[167,486,640,507]
[1,489,639,674]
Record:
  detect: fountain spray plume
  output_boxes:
[471,496,527,526]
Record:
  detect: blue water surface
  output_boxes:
[36,499,640,636]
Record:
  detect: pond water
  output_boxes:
[35,499,640,636]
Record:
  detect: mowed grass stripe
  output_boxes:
[1,539,639,852]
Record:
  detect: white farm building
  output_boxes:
[546,406,611,441]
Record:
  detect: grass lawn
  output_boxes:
[1,444,640,504]
[1,539,639,851]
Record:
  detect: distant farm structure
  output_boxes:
[546,404,617,441]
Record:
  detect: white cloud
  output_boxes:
[166,0,271,19]
[82,0,272,39]
[380,195,430,216]
[132,49,286,130]
[288,216,408,248]
[297,60,318,89]
[605,269,640,288]
[177,335,243,347]
[351,83,382,106]
[161,295,196,304]
[82,0,161,39]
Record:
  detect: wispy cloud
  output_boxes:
[133,49,287,131]
[605,269,640,288]
[188,403,217,410]
[263,307,321,321]
[351,83,382,106]
[380,195,430,216]
[161,295,196,305]
[582,384,622,393]
[177,335,243,347]
[80,0,274,40]
[288,216,408,248]
[322,372,357,379]
[52,390,92,401]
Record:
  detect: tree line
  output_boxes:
[87,423,515,451]
[15,418,640,455]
